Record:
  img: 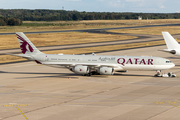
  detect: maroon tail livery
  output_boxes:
[16,34,34,54]
[16,32,42,54]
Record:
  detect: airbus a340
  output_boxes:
[10,32,175,76]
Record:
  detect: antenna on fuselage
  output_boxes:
[92,53,96,55]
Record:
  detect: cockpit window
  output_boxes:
[166,61,171,63]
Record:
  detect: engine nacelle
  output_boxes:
[170,50,176,54]
[98,67,114,75]
[73,65,89,74]
[170,50,180,56]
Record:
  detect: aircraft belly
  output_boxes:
[45,64,65,68]
[123,65,155,71]
[153,65,175,70]
[114,66,124,71]
[122,64,174,71]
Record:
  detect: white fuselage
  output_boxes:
[31,54,175,71]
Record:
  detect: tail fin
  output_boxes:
[16,32,43,54]
[162,32,180,50]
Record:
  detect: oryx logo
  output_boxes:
[16,34,34,54]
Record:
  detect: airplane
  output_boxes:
[9,32,175,76]
[161,32,180,56]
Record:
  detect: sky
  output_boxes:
[0,0,179,13]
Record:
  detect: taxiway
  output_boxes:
[0,45,180,120]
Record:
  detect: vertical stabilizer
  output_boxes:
[162,32,180,50]
[16,32,42,54]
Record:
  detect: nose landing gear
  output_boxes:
[154,70,161,77]
[154,70,176,77]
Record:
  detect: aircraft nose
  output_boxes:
[171,62,175,68]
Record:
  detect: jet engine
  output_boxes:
[170,50,176,54]
[170,50,180,56]
[73,65,89,74]
[98,67,114,75]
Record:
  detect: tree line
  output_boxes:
[0,17,22,26]
[0,9,180,23]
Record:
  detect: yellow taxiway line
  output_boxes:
[16,107,29,120]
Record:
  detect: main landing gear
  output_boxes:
[82,71,100,76]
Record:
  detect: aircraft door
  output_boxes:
[42,55,49,61]
[157,59,161,64]
[45,55,49,61]
[153,59,160,70]
[41,56,45,61]
[78,58,82,62]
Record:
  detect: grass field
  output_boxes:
[0,19,180,33]
[108,26,180,35]
[23,19,180,25]
[0,32,136,50]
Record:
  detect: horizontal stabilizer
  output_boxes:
[158,49,176,54]
[158,49,171,52]
[5,53,34,60]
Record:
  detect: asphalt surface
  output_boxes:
[1,24,180,120]
[0,23,180,35]
[1,45,180,120]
